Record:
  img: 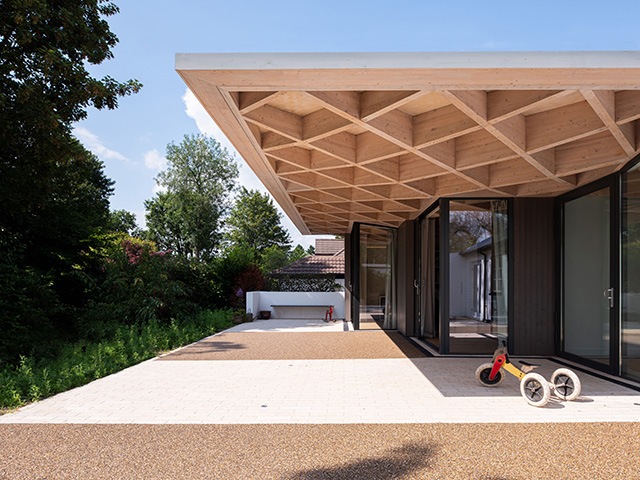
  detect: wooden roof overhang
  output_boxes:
[176,52,640,235]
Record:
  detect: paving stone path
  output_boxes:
[1,318,639,478]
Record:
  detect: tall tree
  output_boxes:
[108,209,139,236]
[225,187,291,259]
[0,1,140,362]
[145,134,238,259]
[0,0,141,236]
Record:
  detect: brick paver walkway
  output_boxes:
[2,318,639,425]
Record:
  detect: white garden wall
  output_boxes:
[246,291,345,320]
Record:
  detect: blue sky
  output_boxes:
[74,0,640,248]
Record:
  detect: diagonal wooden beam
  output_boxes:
[310,131,357,163]
[262,131,297,151]
[581,90,636,157]
[306,91,494,192]
[360,90,426,121]
[525,101,607,153]
[487,90,571,121]
[413,104,481,148]
[365,109,413,146]
[238,91,280,113]
[615,91,640,124]
[266,147,312,168]
[244,105,303,140]
[444,90,572,186]
[302,109,352,142]
[443,90,487,122]
[307,91,360,119]
[555,131,627,176]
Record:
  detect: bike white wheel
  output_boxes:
[551,368,582,401]
[520,372,551,407]
[475,363,505,387]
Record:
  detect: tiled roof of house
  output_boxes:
[315,239,344,256]
[272,254,345,277]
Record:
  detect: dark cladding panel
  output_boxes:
[513,198,556,355]
[345,232,352,324]
[396,220,415,336]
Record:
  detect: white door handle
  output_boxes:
[603,287,614,308]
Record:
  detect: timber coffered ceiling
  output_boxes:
[176,52,640,235]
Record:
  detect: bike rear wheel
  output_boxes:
[551,368,581,401]
[475,363,505,387]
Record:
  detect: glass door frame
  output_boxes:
[557,176,621,375]
[414,200,440,348]
[350,222,398,331]
[415,198,515,355]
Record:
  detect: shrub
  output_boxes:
[0,309,233,410]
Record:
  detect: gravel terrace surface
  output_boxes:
[159,331,428,360]
[1,423,639,479]
[4,322,639,478]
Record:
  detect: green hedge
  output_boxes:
[0,309,233,411]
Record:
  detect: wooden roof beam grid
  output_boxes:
[238,91,281,113]
[306,91,498,192]
[244,104,303,141]
[581,90,637,157]
[360,90,429,121]
[443,89,575,187]
[615,91,640,124]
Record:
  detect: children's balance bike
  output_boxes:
[475,342,581,407]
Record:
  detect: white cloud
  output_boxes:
[182,89,236,154]
[144,149,168,170]
[73,126,129,162]
[152,183,167,195]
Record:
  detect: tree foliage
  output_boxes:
[0,0,140,364]
[108,209,139,236]
[145,134,238,259]
[225,187,291,259]
[0,0,141,233]
[449,211,492,253]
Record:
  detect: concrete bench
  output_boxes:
[269,304,334,321]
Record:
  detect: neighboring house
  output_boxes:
[177,51,640,383]
[271,239,345,291]
[449,237,492,322]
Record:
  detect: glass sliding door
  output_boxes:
[416,210,440,349]
[357,225,397,330]
[622,164,640,381]
[562,186,613,367]
[446,199,510,354]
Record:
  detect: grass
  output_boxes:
[0,309,233,411]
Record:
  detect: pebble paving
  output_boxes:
[1,318,639,478]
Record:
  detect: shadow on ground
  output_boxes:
[160,339,247,359]
[288,442,437,480]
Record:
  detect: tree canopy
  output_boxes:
[145,134,238,259]
[225,187,292,259]
[0,0,140,362]
[0,1,141,232]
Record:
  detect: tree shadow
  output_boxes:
[158,339,246,360]
[287,441,436,480]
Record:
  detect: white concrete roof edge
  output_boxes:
[175,51,640,71]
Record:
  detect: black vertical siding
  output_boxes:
[396,221,415,336]
[513,198,556,355]
[344,232,352,324]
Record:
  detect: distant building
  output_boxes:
[271,239,344,291]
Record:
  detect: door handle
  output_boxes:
[603,287,614,308]
[413,279,420,292]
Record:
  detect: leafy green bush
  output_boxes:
[78,235,200,336]
[0,309,233,410]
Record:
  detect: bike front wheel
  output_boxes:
[520,372,551,407]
